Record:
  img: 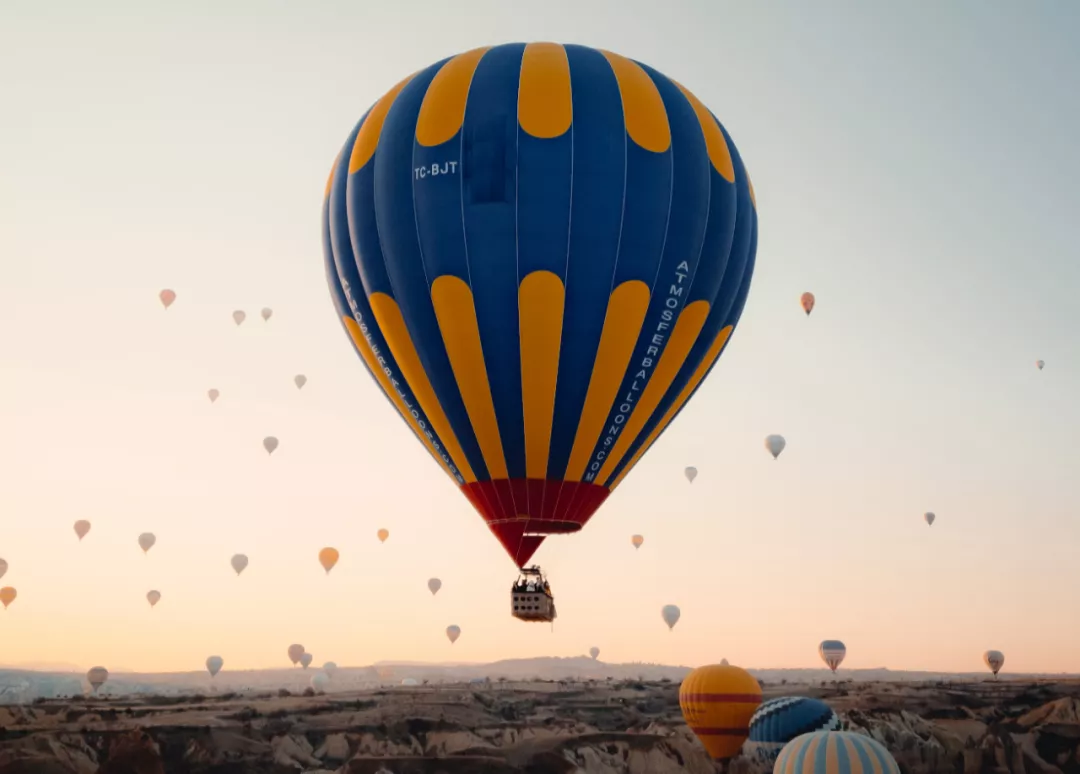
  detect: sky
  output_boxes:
[2,0,1079,675]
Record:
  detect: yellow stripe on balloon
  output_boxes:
[519,271,565,479]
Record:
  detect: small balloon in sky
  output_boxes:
[589,646,600,660]
[322,661,337,678]
[631,534,644,550]
[87,667,109,691]
[287,644,305,665]
[0,559,7,580]
[819,640,846,672]
[231,554,249,576]
[294,374,307,390]
[1036,359,1045,370]
[446,625,461,644]
[924,511,936,527]
[146,590,161,608]
[800,291,815,316]
[206,655,223,677]
[984,649,1004,676]
[138,532,156,554]
[263,436,279,455]
[685,466,698,484]
[377,528,389,543]
[207,388,220,403]
[318,547,339,574]
[300,653,313,669]
[427,578,442,595]
[159,289,176,309]
[74,520,91,540]
[765,434,786,460]
[261,307,273,322]
[0,587,16,609]
[662,604,681,631]
[232,310,246,326]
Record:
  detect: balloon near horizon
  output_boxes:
[322,41,758,571]
[679,663,762,760]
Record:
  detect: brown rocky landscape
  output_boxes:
[1,678,1079,774]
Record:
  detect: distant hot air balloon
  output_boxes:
[377,528,389,543]
[231,554,249,576]
[685,466,698,484]
[745,696,840,767]
[679,663,762,760]
[589,647,600,660]
[138,532,156,554]
[1036,360,1044,370]
[775,731,899,774]
[318,547,340,574]
[720,658,729,666]
[74,520,91,540]
[818,640,846,673]
[427,578,442,595]
[401,677,419,686]
[661,604,681,631]
[300,653,313,669]
[287,644,305,665]
[208,389,220,403]
[146,590,161,608]
[631,534,644,550]
[0,559,7,580]
[206,656,223,677]
[294,374,307,390]
[322,662,338,678]
[159,289,176,309]
[86,667,109,692]
[261,307,273,322]
[232,310,246,326]
[924,511,936,527]
[983,649,1004,677]
[446,625,461,644]
[263,436,279,455]
[322,43,760,571]
[311,671,330,693]
[765,434,786,460]
[800,292,815,316]
[0,587,16,609]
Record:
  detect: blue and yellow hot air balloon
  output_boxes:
[773,731,900,774]
[322,43,758,568]
[746,697,841,766]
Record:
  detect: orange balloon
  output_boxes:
[800,291,815,316]
[0,586,16,609]
[679,663,761,760]
[318,547,339,574]
[377,528,389,543]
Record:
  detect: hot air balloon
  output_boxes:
[208,388,220,403]
[377,528,389,543]
[661,604,681,631]
[74,520,91,540]
[300,653,313,669]
[401,677,419,686]
[984,649,1004,678]
[1036,360,1044,370]
[287,644,305,665]
[159,289,176,309]
[818,640,846,673]
[294,374,307,390]
[427,578,442,595]
[311,671,330,693]
[0,559,7,580]
[446,625,461,644]
[924,511,936,527]
[631,534,644,550]
[775,731,900,774]
[0,587,16,609]
[232,310,246,326]
[685,466,698,483]
[231,554,249,576]
[589,646,600,660]
[86,667,109,692]
[263,436,279,455]
[146,590,161,607]
[765,434,786,460]
[322,662,338,678]
[321,43,759,593]
[261,307,273,322]
[138,532,156,554]
[206,656,224,677]
[679,663,762,760]
[318,547,340,574]
[745,697,840,766]
[800,292,815,316]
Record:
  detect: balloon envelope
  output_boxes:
[159,289,176,309]
[322,661,338,677]
[146,590,161,607]
[138,533,156,553]
[318,547,340,573]
[263,436,279,455]
[631,534,644,549]
[311,671,330,693]
[661,604,681,630]
[446,625,461,644]
[294,374,307,389]
[74,520,91,540]
[924,511,936,526]
[589,646,600,660]
[231,554,249,575]
[427,578,442,595]
[679,663,762,760]
[818,640,846,672]
[0,587,16,609]
[261,307,273,321]
[685,466,698,483]
[87,667,109,691]
[208,389,220,403]
[300,653,313,669]
[206,656,224,677]
[1036,359,1044,370]
[765,434,786,459]
[745,696,840,766]
[377,528,389,543]
[288,644,305,665]
[232,310,246,326]
[0,559,6,580]
[800,292,815,315]
[775,731,900,774]
[322,42,759,570]
[984,649,1004,675]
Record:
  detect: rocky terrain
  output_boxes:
[0,678,1079,773]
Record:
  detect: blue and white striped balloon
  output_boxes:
[746,696,841,765]
[773,731,899,774]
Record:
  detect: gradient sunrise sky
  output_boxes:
[2,1,1078,675]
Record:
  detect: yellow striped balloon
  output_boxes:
[679,663,762,760]
[774,731,900,774]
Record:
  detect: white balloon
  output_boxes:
[765,434,786,459]
[322,661,337,678]
[300,653,313,669]
[661,604,681,630]
[261,307,273,322]
[684,466,698,483]
[206,656,224,677]
[983,649,1004,676]
[1036,360,1045,370]
[311,671,330,693]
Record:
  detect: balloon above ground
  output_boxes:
[322,42,759,569]
[261,307,273,321]
[924,511,936,526]
[87,667,109,691]
[311,672,330,693]
[1036,359,1044,370]
[427,578,442,595]
[146,590,161,607]
[208,389,220,403]
[159,289,176,309]
[232,310,246,326]
[377,528,389,543]
[0,587,16,609]
[589,646,600,660]
[765,434,786,459]
[0,559,7,580]
[661,604,681,630]
[294,374,307,389]
[984,649,1004,676]
[231,554,249,575]
[74,520,91,540]
[746,696,840,766]
[287,644,305,665]
[323,662,338,677]
[679,663,762,760]
[631,534,644,549]
[318,547,340,574]
[263,436,279,455]
[138,533,156,553]
[684,466,698,483]
[818,640,846,672]
[775,731,900,774]
[299,653,313,669]
[800,291,815,316]
[446,625,461,644]
[206,656,224,677]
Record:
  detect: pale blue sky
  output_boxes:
[1,1,1078,673]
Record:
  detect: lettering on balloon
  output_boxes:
[414,161,459,180]
[583,260,693,483]
[341,277,464,484]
